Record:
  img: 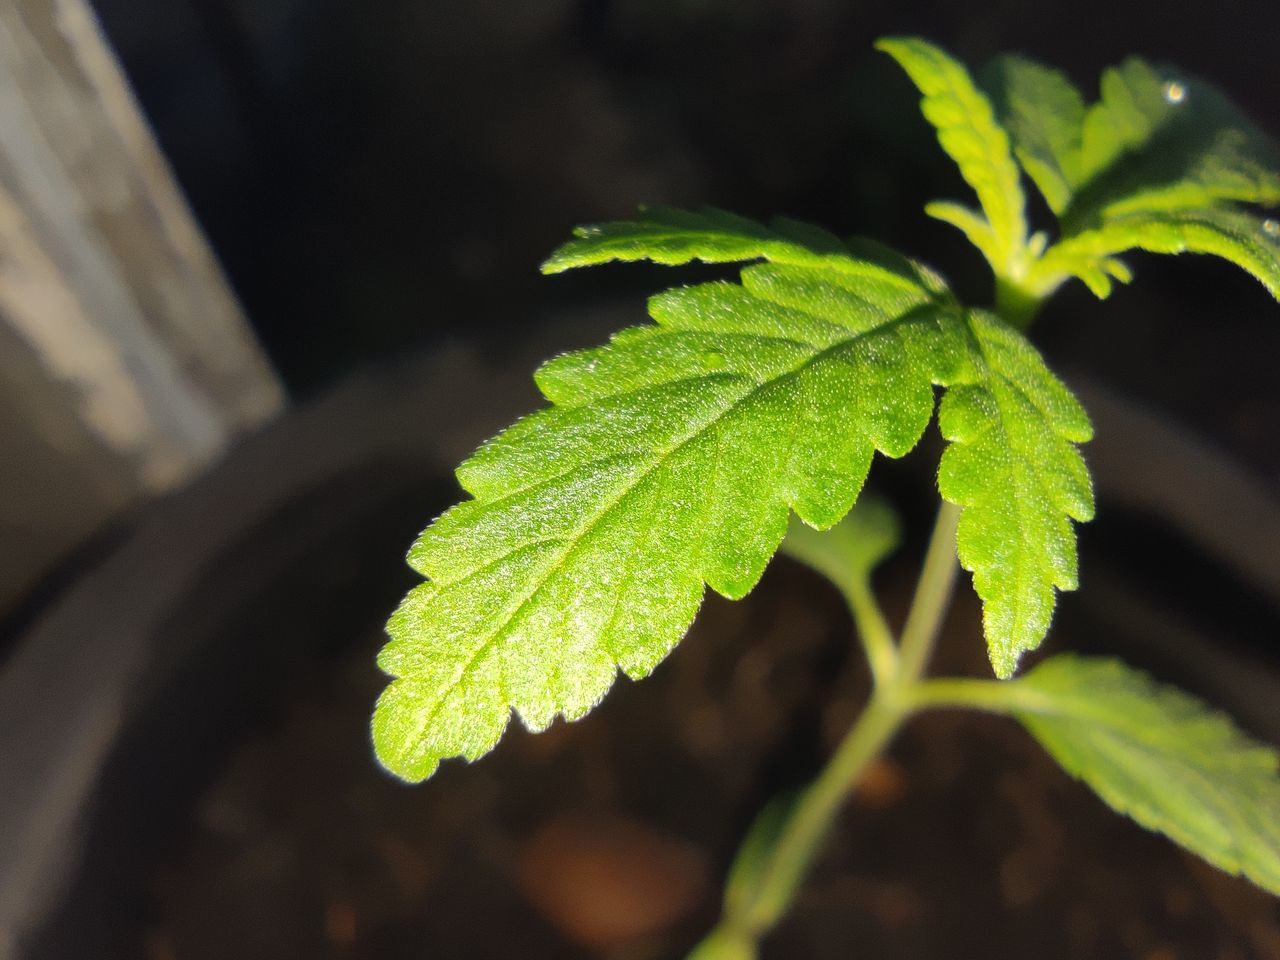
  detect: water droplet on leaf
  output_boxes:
[1263,219,1280,238]
[1162,81,1187,105]
[701,350,726,371]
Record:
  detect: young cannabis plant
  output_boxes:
[373,36,1280,953]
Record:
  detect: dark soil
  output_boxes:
[138,556,1280,960]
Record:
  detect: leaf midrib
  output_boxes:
[925,61,1024,261]
[408,309,935,736]
[459,329,839,510]
[963,320,1043,652]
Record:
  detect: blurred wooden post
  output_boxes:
[0,0,284,616]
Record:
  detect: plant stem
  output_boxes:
[908,675,1055,715]
[844,575,898,688]
[895,501,962,685]
[690,501,965,958]
[993,276,1042,330]
[727,692,906,944]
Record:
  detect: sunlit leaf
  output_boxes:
[1016,656,1280,894]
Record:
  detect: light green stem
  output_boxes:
[719,692,906,948]
[894,501,962,685]
[844,575,898,688]
[993,275,1043,329]
[689,501,964,958]
[908,675,1055,715]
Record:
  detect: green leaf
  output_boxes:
[1032,207,1280,300]
[979,48,1280,301]
[374,221,970,781]
[984,54,1280,221]
[686,928,757,960]
[1073,59,1280,221]
[781,495,901,591]
[541,206,944,304]
[878,36,1028,275]
[938,312,1094,677]
[542,206,850,274]
[1075,58,1183,194]
[980,55,1087,215]
[1015,655,1280,894]
[922,200,1004,270]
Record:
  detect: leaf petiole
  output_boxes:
[893,501,962,686]
[906,674,1057,715]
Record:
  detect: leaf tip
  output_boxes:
[371,682,441,784]
[874,35,916,57]
[989,648,1019,680]
[539,251,573,275]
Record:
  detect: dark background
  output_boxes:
[92,0,1280,424]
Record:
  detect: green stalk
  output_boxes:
[993,275,1043,329]
[842,571,898,688]
[710,693,905,952]
[908,675,1056,715]
[894,502,962,686]
[689,502,963,958]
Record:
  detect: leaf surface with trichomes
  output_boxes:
[1015,656,1280,894]
[374,211,970,781]
[939,311,1094,675]
[878,36,1029,276]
